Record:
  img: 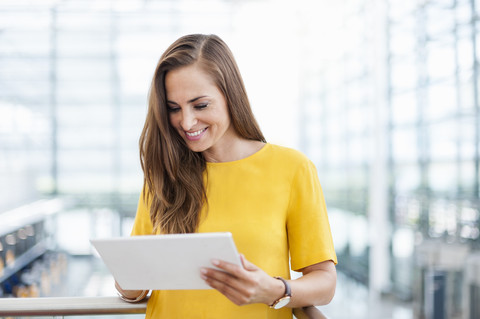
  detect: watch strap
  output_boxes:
[274,276,291,297]
[269,276,291,308]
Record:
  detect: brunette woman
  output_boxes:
[116,34,337,319]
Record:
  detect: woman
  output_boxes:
[116,34,337,319]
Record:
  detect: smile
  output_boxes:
[185,128,207,138]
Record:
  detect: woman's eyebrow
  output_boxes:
[167,96,208,105]
[188,95,208,103]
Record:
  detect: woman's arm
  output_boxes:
[288,260,336,307]
[200,255,336,308]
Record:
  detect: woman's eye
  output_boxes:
[195,103,209,110]
[167,106,180,113]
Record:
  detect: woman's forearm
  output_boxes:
[200,256,336,308]
[287,261,337,308]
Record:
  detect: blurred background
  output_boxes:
[1,0,480,318]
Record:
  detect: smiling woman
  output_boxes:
[165,64,237,158]
[115,34,337,319]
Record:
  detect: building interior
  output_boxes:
[1,0,479,318]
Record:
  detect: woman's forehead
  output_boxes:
[165,65,220,102]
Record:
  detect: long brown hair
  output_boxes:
[139,34,265,234]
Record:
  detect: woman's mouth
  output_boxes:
[185,128,207,140]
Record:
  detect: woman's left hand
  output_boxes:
[200,254,284,306]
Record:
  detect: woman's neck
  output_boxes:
[202,139,265,163]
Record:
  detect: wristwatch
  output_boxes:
[269,276,291,309]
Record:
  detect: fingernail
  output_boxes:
[212,259,220,266]
[200,268,207,275]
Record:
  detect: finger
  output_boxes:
[201,267,242,290]
[211,259,246,278]
[201,267,254,298]
[239,254,258,271]
[202,270,254,305]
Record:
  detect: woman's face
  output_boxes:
[165,63,237,158]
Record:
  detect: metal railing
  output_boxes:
[0,296,147,317]
[0,296,332,319]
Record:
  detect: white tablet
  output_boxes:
[90,232,241,290]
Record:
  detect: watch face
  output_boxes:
[273,296,291,309]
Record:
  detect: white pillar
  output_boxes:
[368,0,391,297]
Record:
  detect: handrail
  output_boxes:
[0,296,147,316]
[0,296,331,319]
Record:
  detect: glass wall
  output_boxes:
[0,0,235,215]
[388,0,480,301]
[298,0,480,306]
[299,0,379,286]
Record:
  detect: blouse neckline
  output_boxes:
[206,143,269,166]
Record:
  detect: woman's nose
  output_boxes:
[180,110,198,131]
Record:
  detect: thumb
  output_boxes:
[240,254,258,271]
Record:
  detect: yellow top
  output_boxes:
[131,143,337,319]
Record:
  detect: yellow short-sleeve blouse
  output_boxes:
[131,143,337,319]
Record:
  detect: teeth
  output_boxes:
[186,128,205,137]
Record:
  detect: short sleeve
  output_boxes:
[287,159,337,271]
[130,186,154,236]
